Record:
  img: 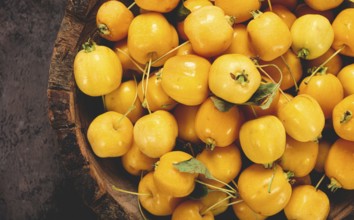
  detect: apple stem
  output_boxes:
[279,94,291,107]
[185,142,196,157]
[152,40,190,65]
[227,199,244,206]
[211,177,238,195]
[115,48,145,73]
[280,55,299,91]
[195,180,236,198]
[250,105,258,118]
[255,62,290,103]
[142,56,153,114]
[315,174,326,191]
[267,0,273,11]
[137,199,149,220]
[267,165,277,193]
[132,74,139,108]
[304,45,345,85]
[231,180,239,191]
[137,171,149,220]
[196,174,238,198]
[256,62,283,82]
[102,96,107,111]
[123,106,137,123]
[112,185,151,197]
[115,82,138,124]
[140,68,147,107]
[127,1,136,10]
[201,194,233,216]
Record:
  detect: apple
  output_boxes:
[87,111,133,158]
[133,110,178,158]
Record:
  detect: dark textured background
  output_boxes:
[0,0,96,219]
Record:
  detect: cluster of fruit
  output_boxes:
[73,0,354,219]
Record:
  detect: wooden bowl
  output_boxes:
[47,0,142,219]
[48,0,354,219]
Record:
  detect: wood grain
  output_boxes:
[47,0,142,219]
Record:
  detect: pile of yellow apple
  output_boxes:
[73,0,354,219]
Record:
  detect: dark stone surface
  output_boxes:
[0,0,96,219]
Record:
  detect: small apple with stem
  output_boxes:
[87,111,133,158]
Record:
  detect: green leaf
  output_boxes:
[210,96,235,112]
[244,82,279,110]
[173,158,214,179]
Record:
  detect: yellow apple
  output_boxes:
[133,110,178,158]
[87,111,133,158]
[104,80,145,124]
